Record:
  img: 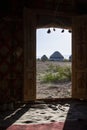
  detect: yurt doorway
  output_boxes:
[36,28,72,99]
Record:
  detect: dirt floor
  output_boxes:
[1,99,87,129]
[36,61,72,99]
[1,61,87,130]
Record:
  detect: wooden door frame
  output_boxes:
[72,15,87,99]
[23,7,73,101]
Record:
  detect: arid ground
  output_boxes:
[36,61,72,99]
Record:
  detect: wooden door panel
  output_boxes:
[24,8,36,101]
[72,15,87,99]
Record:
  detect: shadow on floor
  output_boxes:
[1,99,87,130]
[0,103,32,130]
[63,99,87,130]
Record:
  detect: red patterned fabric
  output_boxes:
[6,120,86,130]
[7,122,64,130]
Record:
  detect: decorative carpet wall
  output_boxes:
[0,18,24,103]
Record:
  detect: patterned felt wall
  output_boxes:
[0,19,24,103]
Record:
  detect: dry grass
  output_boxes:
[36,61,72,99]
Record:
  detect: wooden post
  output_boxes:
[23,8,36,101]
[72,15,87,99]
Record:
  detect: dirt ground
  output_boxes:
[36,61,72,99]
[1,99,87,128]
[1,61,87,129]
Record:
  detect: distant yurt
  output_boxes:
[41,55,48,61]
[49,51,64,61]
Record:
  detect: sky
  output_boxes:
[36,28,72,59]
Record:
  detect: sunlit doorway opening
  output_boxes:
[36,28,72,99]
